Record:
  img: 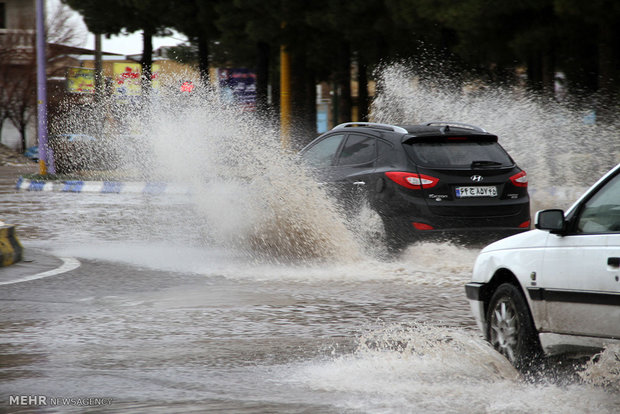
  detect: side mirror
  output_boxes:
[535,209,566,233]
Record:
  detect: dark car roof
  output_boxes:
[400,125,491,136]
[331,122,498,143]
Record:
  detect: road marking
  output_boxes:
[0,257,81,286]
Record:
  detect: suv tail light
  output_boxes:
[385,172,439,189]
[509,171,528,187]
[412,222,434,230]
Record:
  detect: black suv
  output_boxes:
[299,122,530,249]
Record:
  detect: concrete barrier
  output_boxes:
[0,224,23,266]
[16,177,191,195]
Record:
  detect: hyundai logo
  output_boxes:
[470,175,484,182]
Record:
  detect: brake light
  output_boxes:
[510,171,528,187]
[413,222,434,230]
[385,172,439,189]
[519,220,531,228]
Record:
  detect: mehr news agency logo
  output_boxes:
[9,395,113,407]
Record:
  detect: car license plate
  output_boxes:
[455,186,498,198]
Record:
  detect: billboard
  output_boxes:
[66,67,94,93]
[218,68,256,111]
[113,63,142,97]
[152,63,161,90]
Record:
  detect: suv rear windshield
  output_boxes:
[404,140,514,168]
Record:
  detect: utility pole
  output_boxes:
[35,0,53,174]
[279,24,291,149]
[94,34,103,101]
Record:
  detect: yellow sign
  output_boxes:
[66,67,94,93]
[152,63,161,90]
[113,63,142,96]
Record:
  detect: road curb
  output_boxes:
[0,224,23,267]
[16,177,191,195]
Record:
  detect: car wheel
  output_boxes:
[486,283,542,369]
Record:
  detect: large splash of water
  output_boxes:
[371,63,620,212]
[58,77,363,263]
[56,63,620,261]
[281,322,620,413]
[47,64,620,403]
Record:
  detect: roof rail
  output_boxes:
[424,121,487,133]
[333,122,408,134]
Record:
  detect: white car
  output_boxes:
[466,163,620,368]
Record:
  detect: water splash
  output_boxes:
[57,80,362,263]
[282,322,620,413]
[579,344,620,392]
[371,62,620,211]
[53,62,620,263]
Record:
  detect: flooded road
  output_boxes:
[1,170,619,413]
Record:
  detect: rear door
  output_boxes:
[300,132,378,208]
[330,133,377,209]
[299,133,345,176]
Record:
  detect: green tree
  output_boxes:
[555,0,620,116]
[62,0,174,88]
[214,0,279,113]
[171,0,220,87]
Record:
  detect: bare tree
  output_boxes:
[0,1,83,151]
[0,18,35,151]
[7,69,36,152]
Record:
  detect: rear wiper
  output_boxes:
[471,160,503,168]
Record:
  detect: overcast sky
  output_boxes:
[50,0,186,56]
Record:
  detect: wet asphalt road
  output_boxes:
[1,166,619,413]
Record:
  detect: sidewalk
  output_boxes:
[1,144,191,195]
[16,176,192,195]
[0,154,190,196]
[0,248,68,286]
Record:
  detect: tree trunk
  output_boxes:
[20,123,26,153]
[527,52,549,95]
[256,41,270,114]
[305,66,317,142]
[596,21,616,122]
[541,51,555,98]
[94,33,103,102]
[0,118,5,145]
[290,50,316,148]
[198,33,210,87]
[141,30,153,91]
[357,60,369,122]
[337,41,352,123]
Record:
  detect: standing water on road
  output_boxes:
[1,64,619,413]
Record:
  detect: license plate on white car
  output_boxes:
[455,186,498,198]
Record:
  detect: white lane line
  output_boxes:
[0,257,81,286]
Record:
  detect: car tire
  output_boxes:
[486,283,542,370]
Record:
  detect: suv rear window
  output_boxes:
[404,141,514,168]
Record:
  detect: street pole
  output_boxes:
[35,0,53,174]
[94,34,103,101]
[279,42,291,149]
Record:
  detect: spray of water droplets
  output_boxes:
[281,322,619,413]
[371,62,620,211]
[49,63,620,405]
[56,73,363,263]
